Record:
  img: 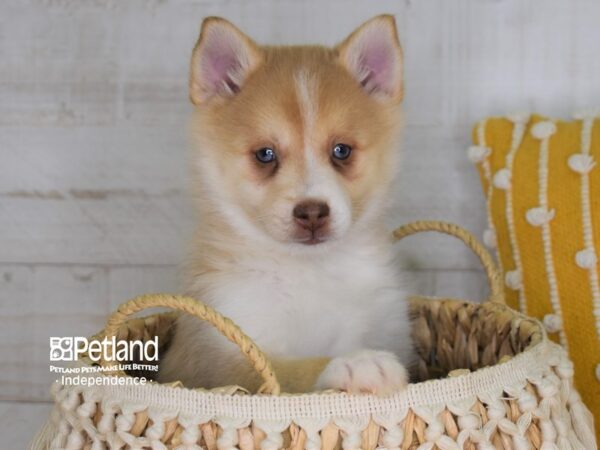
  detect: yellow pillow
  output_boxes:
[470,113,600,437]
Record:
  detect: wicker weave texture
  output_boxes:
[30,222,597,449]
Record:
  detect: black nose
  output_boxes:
[293,200,330,229]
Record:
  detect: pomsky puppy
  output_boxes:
[158,14,414,395]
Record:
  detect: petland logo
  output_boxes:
[50,336,158,362]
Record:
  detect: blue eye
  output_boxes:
[255,147,276,163]
[332,143,352,160]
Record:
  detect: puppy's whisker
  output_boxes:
[255,212,279,221]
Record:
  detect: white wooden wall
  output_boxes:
[2,0,600,444]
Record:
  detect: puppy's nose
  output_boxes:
[293,200,330,229]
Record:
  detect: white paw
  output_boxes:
[315,350,408,396]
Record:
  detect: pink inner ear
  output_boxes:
[199,29,245,95]
[362,43,391,87]
[204,46,241,92]
[347,27,399,97]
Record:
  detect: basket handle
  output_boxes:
[101,293,281,394]
[392,221,504,303]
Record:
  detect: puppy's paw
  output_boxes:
[315,350,408,396]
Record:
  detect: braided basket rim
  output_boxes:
[69,297,555,421]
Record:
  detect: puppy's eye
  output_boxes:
[331,143,352,160]
[255,147,277,164]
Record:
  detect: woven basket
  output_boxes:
[31,221,597,450]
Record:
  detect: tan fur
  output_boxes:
[188,43,402,244]
[159,16,409,394]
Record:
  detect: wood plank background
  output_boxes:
[1,0,599,443]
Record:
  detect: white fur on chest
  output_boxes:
[197,237,410,360]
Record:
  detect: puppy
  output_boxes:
[158,15,414,395]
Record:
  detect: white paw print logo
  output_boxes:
[50,337,74,361]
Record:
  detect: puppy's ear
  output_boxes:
[189,17,263,105]
[336,15,403,103]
